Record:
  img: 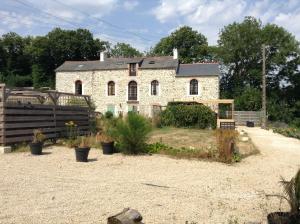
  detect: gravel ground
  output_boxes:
[0,127,300,224]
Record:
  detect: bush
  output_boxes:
[273,127,300,140]
[104,111,114,119]
[111,113,152,154]
[215,129,238,163]
[160,104,217,129]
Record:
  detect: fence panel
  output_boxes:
[0,84,92,145]
[234,111,262,126]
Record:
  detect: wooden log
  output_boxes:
[107,208,143,224]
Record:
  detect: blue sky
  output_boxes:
[1,0,300,51]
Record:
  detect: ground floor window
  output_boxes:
[107,104,115,115]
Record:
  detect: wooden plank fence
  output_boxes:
[234,111,262,126]
[0,84,93,145]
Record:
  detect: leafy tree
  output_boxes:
[110,42,142,57]
[218,16,300,123]
[234,87,261,111]
[152,26,209,63]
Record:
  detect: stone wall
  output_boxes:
[56,68,219,117]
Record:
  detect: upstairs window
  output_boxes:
[129,63,136,76]
[75,80,82,95]
[190,79,198,95]
[108,81,115,96]
[151,80,159,95]
[128,81,137,101]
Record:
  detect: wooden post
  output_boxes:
[262,44,267,129]
[0,84,6,145]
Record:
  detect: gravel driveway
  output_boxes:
[0,127,299,224]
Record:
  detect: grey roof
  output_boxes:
[140,56,178,69]
[176,63,220,77]
[55,56,178,72]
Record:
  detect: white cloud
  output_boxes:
[123,0,139,11]
[0,10,34,29]
[152,0,300,45]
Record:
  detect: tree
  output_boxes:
[110,42,142,57]
[27,28,109,88]
[152,26,209,63]
[218,16,300,124]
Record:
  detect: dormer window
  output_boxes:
[129,63,136,76]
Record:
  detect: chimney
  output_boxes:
[100,52,104,62]
[173,48,178,60]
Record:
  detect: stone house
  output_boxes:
[55,50,220,117]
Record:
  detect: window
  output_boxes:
[151,80,159,95]
[75,80,82,95]
[108,81,115,96]
[190,79,198,95]
[128,81,137,101]
[129,63,136,76]
[107,104,115,115]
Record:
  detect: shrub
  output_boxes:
[104,111,114,119]
[273,127,300,140]
[111,113,152,154]
[215,129,238,163]
[160,104,216,129]
[65,121,78,139]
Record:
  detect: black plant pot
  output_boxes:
[101,142,114,155]
[30,142,43,155]
[267,212,300,224]
[246,121,254,127]
[75,147,90,162]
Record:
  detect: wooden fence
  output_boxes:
[0,84,93,145]
[234,111,262,126]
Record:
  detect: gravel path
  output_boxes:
[0,127,300,224]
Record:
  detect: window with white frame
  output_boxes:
[151,80,159,95]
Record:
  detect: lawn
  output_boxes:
[148,127,258,159]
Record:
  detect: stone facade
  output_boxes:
[56,67,219,117]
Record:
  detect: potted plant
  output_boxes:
[30,129,46,155]
[267,169,300,224]
[74,136,91,162]
[96,132,114,155]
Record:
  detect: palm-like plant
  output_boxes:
[277,169,300,214]
[111,112,152,154]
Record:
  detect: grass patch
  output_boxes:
[11,142,30,153]
[148,127,258,163]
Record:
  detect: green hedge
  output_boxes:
[160,103,217,129]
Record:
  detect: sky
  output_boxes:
[1,0,300,51]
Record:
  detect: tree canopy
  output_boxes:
[110,42,142,58]
[152,26,210,63]
[218,16,300,124]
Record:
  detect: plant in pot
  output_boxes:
[96,115,115,155]
[74,136,91,162]
[267,168,300,224]
[30,129,46,155]
[96,132,114,155]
